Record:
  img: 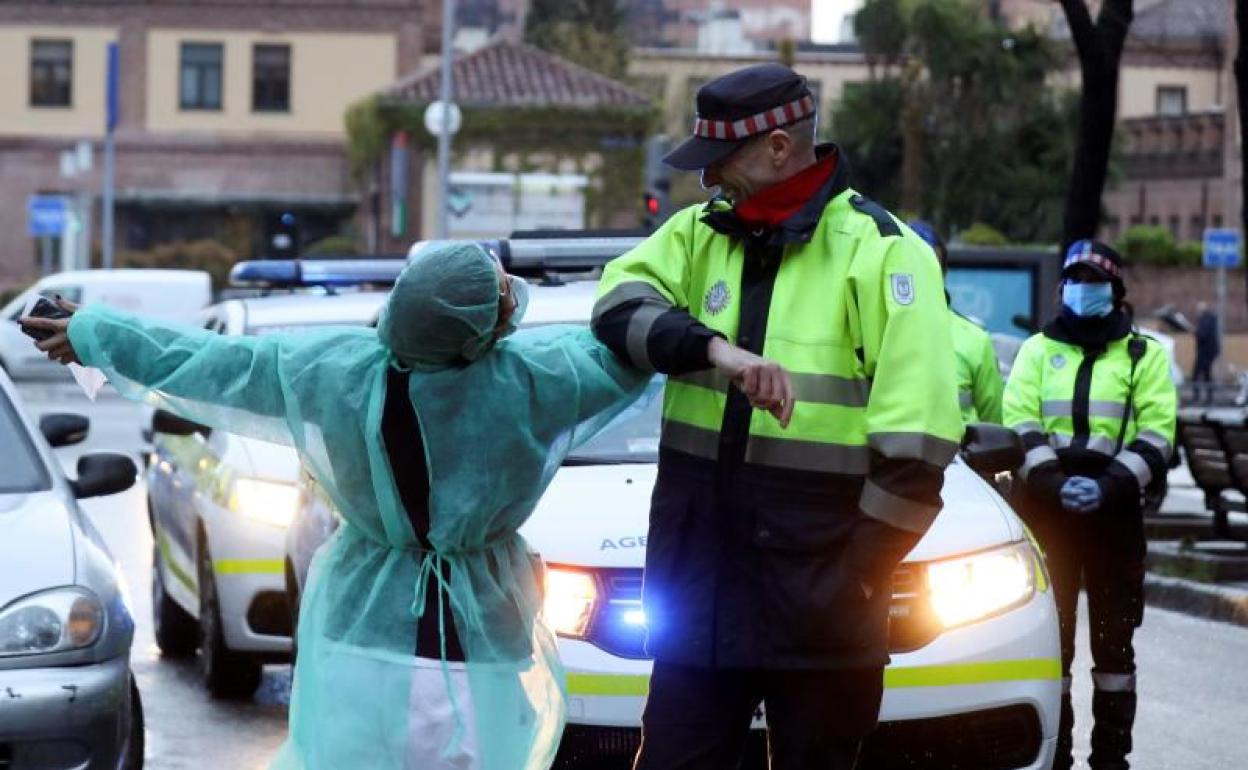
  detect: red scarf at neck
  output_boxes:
[734,150,838,231]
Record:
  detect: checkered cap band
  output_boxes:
[693,95,816,141]
[1064,241,1121,278]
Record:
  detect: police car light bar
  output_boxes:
[229,259,406,288]
[408,235,643,273]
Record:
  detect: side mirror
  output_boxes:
[961,423,1024,476]
[71,453,137,499]
[40,413,90,448]
[151,408,210,438]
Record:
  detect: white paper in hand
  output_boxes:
[68,362,108,402]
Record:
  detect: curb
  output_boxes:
[1144,573,1248,627]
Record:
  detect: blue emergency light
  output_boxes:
[229,259,406,289]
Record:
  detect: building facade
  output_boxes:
[0,0,434,291]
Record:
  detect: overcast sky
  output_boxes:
[811,0,863,44]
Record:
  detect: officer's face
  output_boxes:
[701,130,793,203]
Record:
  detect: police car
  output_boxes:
[281,239,1061,770]
[146,272,390,698]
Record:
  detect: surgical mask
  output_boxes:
[459,274,531,361]
[1062,281,1113,318]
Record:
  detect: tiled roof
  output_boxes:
[382,41,652,109]
[1049,0,1226,44]
[1131,0,1225,42]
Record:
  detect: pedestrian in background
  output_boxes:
[592,64,961,769]
[1192,301,1220,405]
[1004,240,1176,770]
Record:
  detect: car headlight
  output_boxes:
[229,477,301,528]
[542,567,599,638]
[0,587,104,657]
[926,541,1036,629]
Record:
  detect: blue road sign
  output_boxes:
[27,195,68,238]
[106,42,120,132]
[1203,228,1241,268]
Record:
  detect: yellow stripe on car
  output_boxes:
[566,658,1060,698]
[214,559,285,575]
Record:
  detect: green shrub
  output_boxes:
[1114,225,1202,266]
[958,222,1010,247]
[118,239,237,291]
[304,235,359,256]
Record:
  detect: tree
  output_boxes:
[524,0,630,79]
[839,0,1076,243]
[1057,0,1134,251]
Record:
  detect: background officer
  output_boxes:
[909,219,1004,425]
[592,64,962,769]
[1003,240,1176,770]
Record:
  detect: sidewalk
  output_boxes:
[1143,463,1248,628]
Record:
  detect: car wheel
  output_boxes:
[151,543,197,657]
[196,539,262,699]
[121,675,145,770]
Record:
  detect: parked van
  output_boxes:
[0,269,211,379]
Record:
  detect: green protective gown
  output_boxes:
[68,278,648,768]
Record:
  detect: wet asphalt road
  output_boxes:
[15,381,1248,770]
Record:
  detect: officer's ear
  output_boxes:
[765,129,794,168]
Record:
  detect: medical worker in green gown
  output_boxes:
[22,243,649,770]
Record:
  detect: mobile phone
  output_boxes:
[20,295,71,343]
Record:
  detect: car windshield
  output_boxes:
[565,375,663,465]
[0,390,51,493]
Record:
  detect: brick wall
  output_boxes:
[1123,264,1248,332]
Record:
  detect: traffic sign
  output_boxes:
[1203,228,1241,268]
[423,100,462,138]
[27,195,68,238]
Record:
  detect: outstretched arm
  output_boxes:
[24,303,302,445]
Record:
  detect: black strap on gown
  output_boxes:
[381,366,466,662]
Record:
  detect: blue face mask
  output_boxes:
[1062,281,1114,317]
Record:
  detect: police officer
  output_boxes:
[591,64,962,769]
[909,220,1004,425]
[1003,240,1176,770]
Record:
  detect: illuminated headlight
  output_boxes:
[0,587,104,657]
[926,542,1036,628]
[542,567,599,638]
[229,478,301,528]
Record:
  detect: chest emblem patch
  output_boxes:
[704,280,732,316]
[891,273,915,305]
[1051,354,1067,369]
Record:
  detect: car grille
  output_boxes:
[578,565,942,657]
[552,706,1040,770]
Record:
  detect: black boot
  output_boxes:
[1088,689,1136,770]
[1054,690,1074,770]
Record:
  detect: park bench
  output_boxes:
[1175,410,1248,542]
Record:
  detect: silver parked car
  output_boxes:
[0,369,144,769]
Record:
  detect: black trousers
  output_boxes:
[1035,515,1144,770]
[1192,357,1215,404]
[633,662,882,770]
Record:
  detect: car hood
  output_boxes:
[0,492,75,606]
[519,459,1020,568]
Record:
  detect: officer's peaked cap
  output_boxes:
[664,64,816,171]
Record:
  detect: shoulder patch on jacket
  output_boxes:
[849,194,901,238]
